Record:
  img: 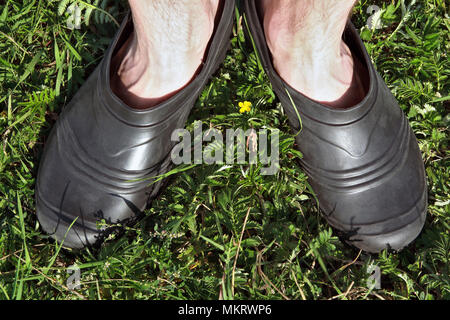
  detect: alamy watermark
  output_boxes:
[171,121,280,175]
[366,262,381,290]
[66,3,81,30]
[366,5,383,30]
[61,4,384,292]
[67,3,383,31]
[66,264,81,290]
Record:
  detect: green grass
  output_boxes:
[0,0,448,300]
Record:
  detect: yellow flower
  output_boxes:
[239,101,252,114]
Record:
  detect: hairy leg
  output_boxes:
[111,0,220,109]
[260,0,367,108]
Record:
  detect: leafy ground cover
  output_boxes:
[0,0,448,300]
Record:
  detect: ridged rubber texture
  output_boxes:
[244,0,427,253]
[36,1,236,249]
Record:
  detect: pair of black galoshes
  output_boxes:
[36,0,427,253]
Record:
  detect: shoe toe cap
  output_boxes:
[344,196,427,253]
[315,131,428,253]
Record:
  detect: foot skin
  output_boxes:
[259,0,368,108]
[111,0,220,109]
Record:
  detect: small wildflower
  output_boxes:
[239,101,252,114]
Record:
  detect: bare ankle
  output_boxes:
[260,0,366,108]
[112,0,220,109]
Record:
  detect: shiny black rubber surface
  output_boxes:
[36,2,235,249]
[244,0,427,252]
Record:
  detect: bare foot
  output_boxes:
[259,0,367,108]
[111,0,220,109]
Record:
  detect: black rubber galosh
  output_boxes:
[36,1,235,249]
[244,0,427,253]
